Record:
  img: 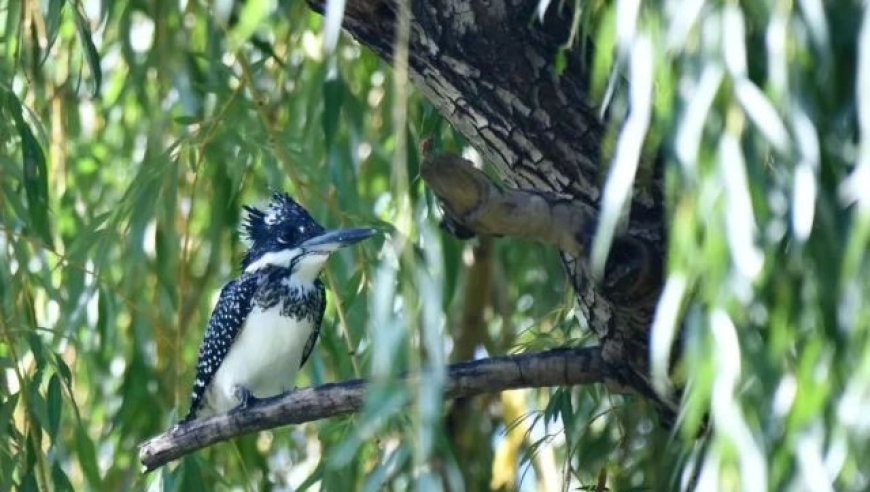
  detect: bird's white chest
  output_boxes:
[207,306,314,413]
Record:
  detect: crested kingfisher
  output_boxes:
[181,191,376,422]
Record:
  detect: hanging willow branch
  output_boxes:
[139,346,606,472]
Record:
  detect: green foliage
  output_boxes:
[587,1,870,490]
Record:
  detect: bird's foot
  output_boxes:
[177,411,197,426]
[233,385,262,411]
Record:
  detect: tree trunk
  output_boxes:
[306,0,669,416]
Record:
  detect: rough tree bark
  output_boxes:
[305,0,670,415]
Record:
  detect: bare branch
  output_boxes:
[421,154,596,256]
[139,347,606,472]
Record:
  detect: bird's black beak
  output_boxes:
[300,227,377,253]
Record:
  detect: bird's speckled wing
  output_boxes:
[298,279,326,369]
[182,275,258,422]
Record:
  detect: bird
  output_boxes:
[181,191,376,423]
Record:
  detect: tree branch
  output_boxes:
[421,153,596,256]
[139,347,606,472]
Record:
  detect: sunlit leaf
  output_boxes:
[5,92,52,246]
[47,373,62,440]
[71,5,102,97]
[228,0,273,49]
[26,332,47,370]
[537,0,553,21]
[42,0,66,63]
[323,71,345,151]
[323,0,346,54]
[75,426,100,487]
[296,461,324,492]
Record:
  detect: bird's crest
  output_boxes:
[241,191,325,268]
[242,191,292,241]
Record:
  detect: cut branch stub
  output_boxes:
[421,154,596,256]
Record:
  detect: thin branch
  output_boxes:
[420,154,596,256]
[139,346,606,472]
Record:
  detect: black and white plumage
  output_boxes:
[182,192,375,423]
